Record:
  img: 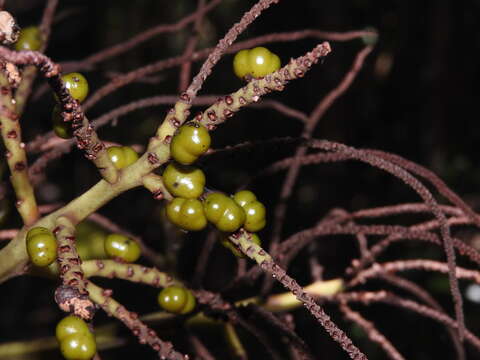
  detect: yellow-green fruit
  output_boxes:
[158,286,196,314]
[166,198,207,231]
[203,193,245,232]
[163,162,205,199]
[76,221,107,261]
[61,72,89,103]
[56,316,91,342]
[107,146,139,169]
[104,233,141,263]
[232,49,250,79]
[52,105,73,139]
[233,190,266,232]
[170,122,211,165]
[26,227,57,267]
[221,233,261,258]
[15,26,43,51]
[233,47,281,79]
[60,334,96,360]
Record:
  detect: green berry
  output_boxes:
[76,221,108,261]
[163,162,205,199]
[104,233,141,263]
[158,286,196,314]
[233,190,266,232]
[221,233,261,258]
[15,26,43,51]
[56,316,91,342]
[166,198,207,231]
[52,105,73,139]
[60,334,96,360]
[170,122,211,165]
[203,193,245,232]
[233,47,281,79]
[61,72,89,103]
[26,227,57,267]
[107,146,139,169]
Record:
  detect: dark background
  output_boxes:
[1,0,480,359]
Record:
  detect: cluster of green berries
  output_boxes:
[106,146,139,170]
[26,227,57,267]
[233,47,281,79]
[157,286,196,314]
[52,72,89,139]
[164,121,266,256]
[56,316,96,360]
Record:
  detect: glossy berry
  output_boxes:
[14,26,43,51]
[221,233,261,258]
[233,190,266,232]
[61,72,89,103]
[104,233,141,263]
[107,146,139,169]
[158,286,196,314]
[52,105,73,139]
[233,47,281,79]
[203,193,245,232]
[166,198,207,231]
[26,226,57,267]
[170,122,211,165]
[163,162,205,199]
[60,334,96,360]
[56,315,91,342]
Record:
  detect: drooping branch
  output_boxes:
[228,229,367,360]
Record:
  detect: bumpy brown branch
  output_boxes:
[87,281,188,360]
[54,216,95,320]
[0,47,118,183]
[0,73,39,225]
[229,229,367,360]
[339,304,405,360]
[195,42,331,131]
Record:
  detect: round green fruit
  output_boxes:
[52,105,73,139]
[56,315,91,342]
[165,198,207,231]
[203,193,245,232]
[60,334,96,360]
[163,162,205,199]
[26,227,57,267]
[107,146,139,169]
[221,233,261,258]
[158,286,196,314]
[104,233,141,263]
[15,26,43,51]
[233,47,281,79]
[61,72,89,103]
[233,190,266,232]
[170,122,211,165]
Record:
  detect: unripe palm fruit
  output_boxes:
[233,190,266,232]
[170,122,211,165]
[166,198,207,231]
[107,146,139,169]
[203,193,246,232]
[56,315,91,342]
[158,286,196,314]
[233,47,281,79]
[14,26,43,51]
[61,72,89,103]
[26,226,57,267]
[75,221,108,260]
[163,162,205,199]
[52,105,73,139]
[221,233,261,258]
[104,233,141,263]
[60,334,96,360]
